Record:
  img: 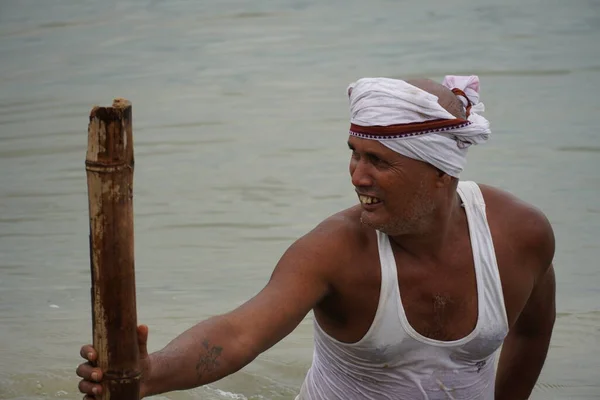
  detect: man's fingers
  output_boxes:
[76,363,102,381]
[79,345,97,362]
[78,379,102,396]
[137,324,149,358]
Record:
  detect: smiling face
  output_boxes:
[348,135,442,236]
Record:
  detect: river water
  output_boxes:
[0,0,599,399]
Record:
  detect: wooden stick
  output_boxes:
[85,98,140,399]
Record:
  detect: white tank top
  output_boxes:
[297,181,509,400]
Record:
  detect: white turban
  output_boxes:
[346,75,491,177]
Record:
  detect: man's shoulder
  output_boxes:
[476,183,552,233]
[277,205,371,281]
[289,205,371,261]
[306,205,370,246]
[477,183,555,267]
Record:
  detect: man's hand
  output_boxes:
[76,325,153,399]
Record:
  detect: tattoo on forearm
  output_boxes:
[195,339,223,380]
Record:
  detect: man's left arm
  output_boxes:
[495,261,556,399]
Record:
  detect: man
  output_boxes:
[77,75,556,399]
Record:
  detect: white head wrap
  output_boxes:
[347,75,491,177]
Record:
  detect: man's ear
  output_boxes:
[435,169,453,187]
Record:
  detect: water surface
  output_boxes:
[1,0,599,398]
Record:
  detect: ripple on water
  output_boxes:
[557,146,600,154]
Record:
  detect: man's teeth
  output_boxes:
[359,195,381,205]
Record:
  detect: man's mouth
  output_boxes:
[358,195,382,205]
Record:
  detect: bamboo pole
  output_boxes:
[85,98,140,400]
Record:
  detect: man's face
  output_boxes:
[347,136,438,236]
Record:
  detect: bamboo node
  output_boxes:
[85,160,132,173]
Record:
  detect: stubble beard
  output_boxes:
[360,190,437,236]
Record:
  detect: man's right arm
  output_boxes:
[136,217,348,397]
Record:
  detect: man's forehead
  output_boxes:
[348,135,380,148]
[348,135,401,156]
[348,135,430,171]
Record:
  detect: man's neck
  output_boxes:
[388,192,465,262]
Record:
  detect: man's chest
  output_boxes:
[395,258,480,341]
[393,237,535,338]
[322,245,481,342]
[319,224,534,343]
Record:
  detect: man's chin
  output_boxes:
[360,212,411,236]
[360,212,383,230]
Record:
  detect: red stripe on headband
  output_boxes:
[349,119,471,139]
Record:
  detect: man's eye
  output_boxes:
[369,155,382,164]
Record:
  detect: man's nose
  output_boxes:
[350,159,373,188]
